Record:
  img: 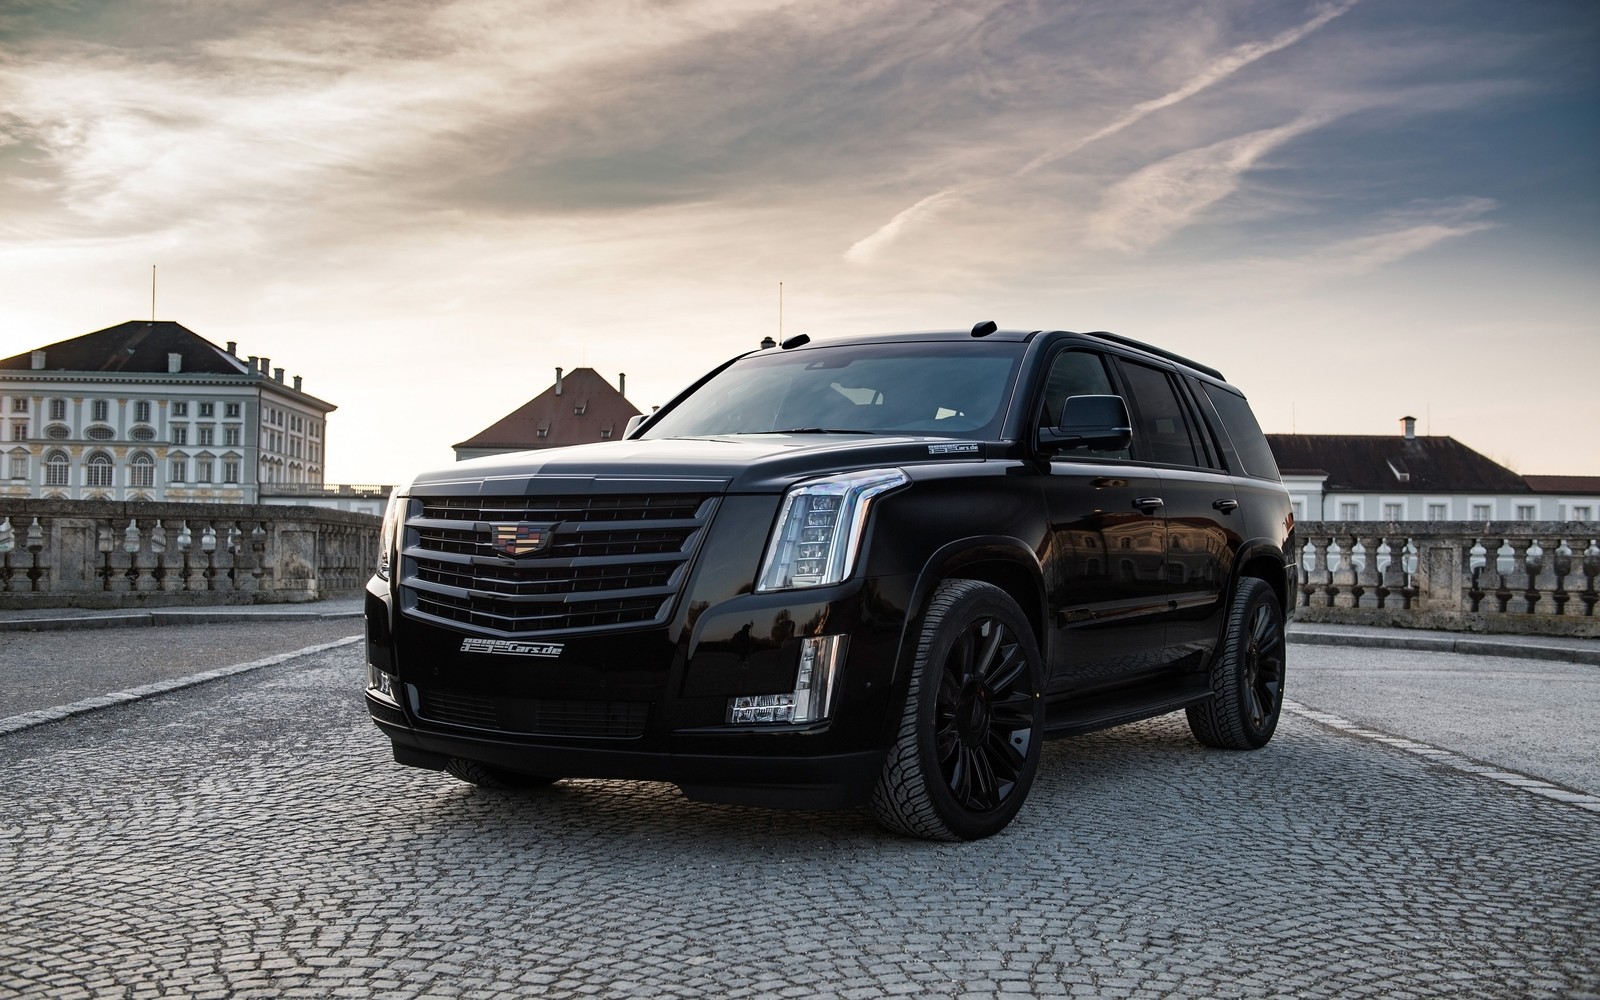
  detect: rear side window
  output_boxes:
[1117,360,1200,467]
[1203,384,1280,481]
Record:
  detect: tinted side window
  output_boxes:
[1203,384,1281,481]
[1117,361,1199,466]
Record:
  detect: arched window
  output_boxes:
[130,452,155,488]
[86,451,114,488]
[45,450,70,486]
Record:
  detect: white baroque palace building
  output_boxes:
[1,320,335,503]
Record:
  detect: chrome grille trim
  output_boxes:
[399,493,718,636]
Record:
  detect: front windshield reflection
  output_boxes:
[640,342,1023,440]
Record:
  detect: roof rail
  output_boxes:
[1082,331,1225,381]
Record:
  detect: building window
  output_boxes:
[45,451,69,486]
[131,426,155,441]
[199,402,214,417]
[1516,504,1536,520]
[170,457,187,483]
[198,426,214,446]
[46,424,69,440]
[172,426,188,446]
[1382,502,1403,520]
[1338,502,1359,520]
[225,403,240,418]
[85,452,114,488]
[1571,506,1595,522]
[223,459,240,483]
[1427,503,1448,520]
[173,402,188,417]
[10,421,25,441]
[91,399,108,421]
[8,453,26,480]
[197,459,213,483]
[49,399,65,420]
[130,453,155,488]
[11,398,27,413]
[135,401,151,422]
[1470,503,1492,520]
[224,426,241,447]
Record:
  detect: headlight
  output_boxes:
[375,490,405,581]
[756,469,908,592]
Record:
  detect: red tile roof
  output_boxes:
[1266,434,1529,493]
[1523,475,1600,494]
[454,368,641,451]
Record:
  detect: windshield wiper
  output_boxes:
[773,427,878,435]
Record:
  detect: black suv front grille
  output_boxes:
[417,689,650,738]
[400,493,718,635]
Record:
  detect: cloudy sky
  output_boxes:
[2,0,1596,482]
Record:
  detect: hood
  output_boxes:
[408,434,986,496]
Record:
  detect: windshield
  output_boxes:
[640,341,1024,439]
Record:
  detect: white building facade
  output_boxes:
[1,321,334,504]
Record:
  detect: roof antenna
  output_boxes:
[971,320,997,337]
[150,265,156,322]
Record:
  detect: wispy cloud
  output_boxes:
[1085,115,1333,254]
[844,0,1361,264]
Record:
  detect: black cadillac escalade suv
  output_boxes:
[364,324,1295,840]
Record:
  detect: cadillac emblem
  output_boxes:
[490,522,557,557]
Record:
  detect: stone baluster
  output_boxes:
[200,524,218,591]
[1297,537,1324,608]
[96,520,116,591]
[226,524,244,590]
[1397,539,1419,610]
[0,516,13,592]
[177,522,194,590]
[122,518,144,591]
[1526,536,1563,616]
[150,520,169,591]
[1488,539,1516,612]
[1581,540,1600,617]
[1349,535,1379,609]
[1551,540,1575,617]
[1466,538,1488,612]
[250,523,267,591]
[1323,537,1345,608]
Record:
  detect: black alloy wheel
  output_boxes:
[871,579,1044,841]
[1187,576,1286,750]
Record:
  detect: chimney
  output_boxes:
[259,357,271,374]
[167,352,183,373]
[273,367,285,383]
[293,375,302,391]
[1401,415,1417,440]
[30,350,45,370]
[555,367,564,396]
[226,341,237,355]
[619,373,626,397]
[248,355,258,371]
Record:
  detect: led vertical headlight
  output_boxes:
[375,489,405,581]
[756,469,907,592]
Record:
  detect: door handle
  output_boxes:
[1212,499,1239,514]
[1133,496,1165,514]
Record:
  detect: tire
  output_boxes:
[1187,576,1286,750]
[445,758,560,790]
[870,580,1045,841]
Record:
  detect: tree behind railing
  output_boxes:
[0,498,380,610]
[1293,521,1600,637]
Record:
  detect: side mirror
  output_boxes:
[1039,394,1131,452]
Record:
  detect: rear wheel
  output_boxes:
[870,580,1044,841]
[1187,576,1285,750]
[445,758,561,790]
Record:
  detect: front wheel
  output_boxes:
[1187,576,1286,750]
[870,580,1045,841]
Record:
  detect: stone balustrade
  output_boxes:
[0,498,380,610]
[1294,522,1600,637]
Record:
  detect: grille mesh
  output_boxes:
[400,493,717,635]
[418,689,649,738]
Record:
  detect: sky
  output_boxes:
[2,0,1596,483]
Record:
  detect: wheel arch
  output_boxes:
[901,537,1048,674]
[1231,539,1293,620]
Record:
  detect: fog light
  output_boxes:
[367,664,401,704]
[727,634,847,725]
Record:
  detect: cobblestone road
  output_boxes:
[1,642,1597,999]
